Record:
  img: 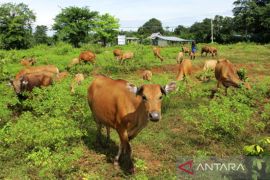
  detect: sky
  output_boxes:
[1,0,236,32]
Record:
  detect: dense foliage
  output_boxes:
[52,6,98,47]
[0,3,35,49]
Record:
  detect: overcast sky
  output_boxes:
[1,0,235,31]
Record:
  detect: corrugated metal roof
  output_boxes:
[149,32,193,42]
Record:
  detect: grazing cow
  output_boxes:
[20,57,36,66]
[55,71,69,82]
[113,49,123,60]
[87,75,176,173]
[176,52,184,63]
[68,57,80,68]
[201,46,210,56]
[176,59,192,81]
[70,73,85,93]
[215,59,251,94]
[203,60,217,71]
[120,52,134,64]
[182,46,190,55]
[79,51,96,64]
[142,70,152,81]
[15,65,59,80]
[201,46,217,57]
[11,71,54,94]
[153,47,164,62]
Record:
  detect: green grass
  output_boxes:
[0,43,270,179]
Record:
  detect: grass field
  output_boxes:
[0,42,270,179]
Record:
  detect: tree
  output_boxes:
[33,25,49,45]
[213,15,235,43]
[233,0,270,42]
[0,3,36,49]
[189,18,212,43]
[93,13,120,46]
[138,18,164,37]
[53,6,98,47]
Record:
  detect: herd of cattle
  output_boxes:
[8,45,251,173]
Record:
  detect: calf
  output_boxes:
[176,52,184,64]
[113,49,123,60]
[87,75,176,173]
[20,57,36,66]
[153,47,164,62]
[120,52,134,64]
[182,46,190,55]
[70,73,85,93]
[203,60,217,71]
[142,70,152,81]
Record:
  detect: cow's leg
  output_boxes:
[106,126,110,144]
[115,128,134,173]
[96,122,103,144]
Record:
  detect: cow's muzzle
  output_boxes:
[149,112,161,122]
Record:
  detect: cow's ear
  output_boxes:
[163,82,176,94]
[126,83,138,94]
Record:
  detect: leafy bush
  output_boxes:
[53,42,73,55]
[237,68,248,81]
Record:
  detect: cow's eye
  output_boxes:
[159,96,163,100]
[142,95,147,101]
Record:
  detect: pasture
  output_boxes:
[0,43,270,179]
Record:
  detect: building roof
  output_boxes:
[149,32,193,42]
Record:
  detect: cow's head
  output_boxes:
[10,76,28,94]
[127,82,176,122]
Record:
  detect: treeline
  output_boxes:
[125,0,270,44]
[0,0,269,50]
[0,3,119,49]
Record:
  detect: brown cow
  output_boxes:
[55,71,69,82]
[70,73,85,93]
[153,47,164,62]
[142,70,152,81]
[201,46,217,57]
[68,57,80,68]
[113,49,123,60]
[20,57,36,66]
[120,52,134,64]
[182,46,190,55]
[215,59,251,94]
[15,65,59,80]
[203,60,217,71]
[11,71,55,94]
[209,47,218,57]
[176,59,192,81]
[87,75,176,173]
[176,52,184,63]
[79,51,96,64]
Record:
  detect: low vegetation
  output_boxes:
[0,43,270,179]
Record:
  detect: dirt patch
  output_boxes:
[133,144,162,173]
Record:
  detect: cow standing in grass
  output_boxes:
[153,47,164,62]
[87,75,176,173]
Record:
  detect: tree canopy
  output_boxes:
[138,18,164,37]
[33,25,49,45]
[0,3,36,49]
[93,13,120,46]
[52,6,98,47]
